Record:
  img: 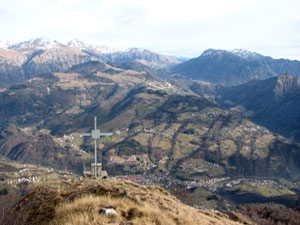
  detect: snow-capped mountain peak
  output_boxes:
[201,48,261,59]
[67,39,92,51]
[10,37,58,50]
[0,40,11,49]
[96,45,128,54]
[67,38,128,54]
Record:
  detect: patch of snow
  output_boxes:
[125,47,147,54]
[231,48,259,59]
[96,45,128,54]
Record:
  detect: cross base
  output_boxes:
[83,163,108,178]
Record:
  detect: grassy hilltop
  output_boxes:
[2,178,245,225]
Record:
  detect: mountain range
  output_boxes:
[0,38,180,88]
[2,38,300,88]
[67,39,181,68]
[1,38,300,220]
[169,48,300,85]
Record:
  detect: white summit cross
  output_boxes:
[80,116,112,177]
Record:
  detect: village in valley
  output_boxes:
[1,116,299,213]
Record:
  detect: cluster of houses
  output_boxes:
[57,134,81,150]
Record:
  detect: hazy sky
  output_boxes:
[0,0,300,59]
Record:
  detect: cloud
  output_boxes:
[0,0,299,59]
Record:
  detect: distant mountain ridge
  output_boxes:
[0,38,94,87]
[67,38,126,54]
[2,38,300,87]
[0,37,181,87]
[9,37,59,52]
[67,39,180,68]
[169,48,300,85]
[104,48,180,69]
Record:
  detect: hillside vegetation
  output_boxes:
[216,74,300,142]
[0,68,299,181]
[0,60,300,215]
[2,178,244,225]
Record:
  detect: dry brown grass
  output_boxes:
[50,195,176,225]
[4,178,243,225]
